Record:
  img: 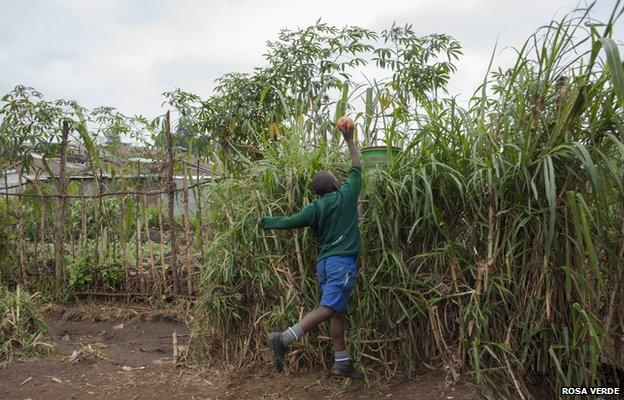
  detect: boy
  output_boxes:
[260,117,363,379]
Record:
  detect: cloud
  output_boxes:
[0,0,619,117]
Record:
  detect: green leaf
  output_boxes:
[599,38,624,108]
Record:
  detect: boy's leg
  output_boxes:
[328,312,362,378]
[330,312,346,352]
[268,306,334,372]
[299,306,335,332]
[268,256,360,374]
[280,305,335,345]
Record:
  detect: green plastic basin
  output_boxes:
[361,145,402,169]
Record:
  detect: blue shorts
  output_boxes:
[316,256,357,313]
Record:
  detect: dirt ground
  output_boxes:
[0,304,484,400]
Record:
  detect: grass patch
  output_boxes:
[1,285,52,365]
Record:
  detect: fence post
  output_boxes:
[35,178,47,258]
[183,166,192,296]
[166,111,179,296]
[55,120,70,282]
[3,170,8,207]
[3,170,9,235]
[157,196,166,290]
[196,158,205,266]
[96,168,104,288]
[121,195,129,292]
[135,159,143,292]
[18,172,25,283]
[80,181,87,249]
[33,174,42,254]
[143,191,156,292]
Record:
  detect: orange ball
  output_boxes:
[337,117,354,132]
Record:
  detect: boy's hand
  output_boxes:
[337,117,355,141]
[337,116,361,168]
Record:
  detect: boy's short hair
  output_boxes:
[312,171,338,196]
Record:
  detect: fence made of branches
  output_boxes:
[0,111,211,299]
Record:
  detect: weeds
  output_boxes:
[0,285,52,365]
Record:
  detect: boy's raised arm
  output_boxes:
[337,117,361,168]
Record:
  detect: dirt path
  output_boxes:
[0,306,483,400]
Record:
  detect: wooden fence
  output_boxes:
[0,112,212,299]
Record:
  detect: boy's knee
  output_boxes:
[333,311,345,319]
[320,306,336,319]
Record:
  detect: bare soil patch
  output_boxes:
[0,304,483,400]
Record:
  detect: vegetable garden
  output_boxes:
[1,3,624,399]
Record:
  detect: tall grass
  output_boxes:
[193,5,624,399]
[0,285,52,365]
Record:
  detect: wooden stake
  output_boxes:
[165,111,179,296]
[54,120,70,282]
[143,192,156,292]
[183,166,192,296]
[120,197,130,292]
[172,331,179,364]
[32,175,41,254]
[96,168,104,288]
[80,181,87,248]
[70,221,75,259]
[135,160,143,292]
[17,172,25,283]
[196,158,205,266]
[3,169,8,206]
[36,179,47,258]
[157,196,166,290]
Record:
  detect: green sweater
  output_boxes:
[261,166,361,261]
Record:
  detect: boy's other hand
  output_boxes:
[337,117,354,141]
[258,216,267,229]
[244,217,261,230]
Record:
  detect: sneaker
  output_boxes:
[268,332,288,372]
[329,360,364,379]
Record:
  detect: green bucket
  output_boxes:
[361,145,402,170]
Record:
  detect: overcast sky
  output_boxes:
[0,0,620,118]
